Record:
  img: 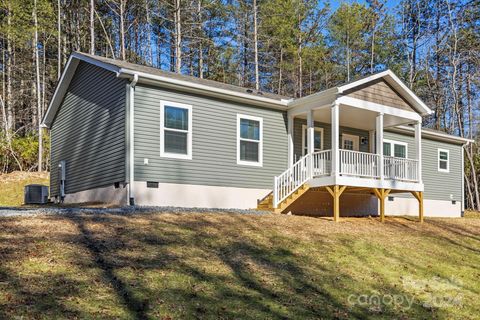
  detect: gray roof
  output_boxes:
[75,52,290,101]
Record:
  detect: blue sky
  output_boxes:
[329,0,399,13]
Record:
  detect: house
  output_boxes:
[41,52,473,220]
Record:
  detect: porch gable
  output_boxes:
[342,78,416,113]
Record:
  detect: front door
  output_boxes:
[342,134,359,151]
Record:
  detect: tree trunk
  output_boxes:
[145,0,154,65]
[253,0,259,90]
[57,0,62,78]
[90,0,95,54]
[6,3,13,134]
[120,0,126,60]
[33,0,43,172]
[174,0,182,73]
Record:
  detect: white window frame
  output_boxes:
[342,134,360,151]
[383,139,408,158]
[301,125,324,155]
[438,148,450,173]
[160,100,193,160]
[237,114,263,167]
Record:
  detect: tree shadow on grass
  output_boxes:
[2,213,478,319]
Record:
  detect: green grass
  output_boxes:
[0,171,49,206]
[0,213,479,319]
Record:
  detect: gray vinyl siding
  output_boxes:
[133,84,288,189]
[50,61,127,196]
[293,118,370,161]
[384,131,462,202]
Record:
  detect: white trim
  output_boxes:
[337,69,432,116]
[128,74,138,204]
[438,148,450,173]
[461,146,465,212]
[301,125,324,155]
[383,139,408,158]
[237,114,263,167]
[389,125,474,144]
[160,100,193,160]
[287,115,294,166]
[42,53,122,128]
[342,134,360,151]
[337,96,422,121]
[120,68,289,109]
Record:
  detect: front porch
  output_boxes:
[267,72,430,222]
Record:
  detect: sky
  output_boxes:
[329,0,400,13]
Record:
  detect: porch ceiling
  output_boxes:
[295,104,415,131]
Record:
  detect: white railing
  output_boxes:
[273,149,420,208]
[274,154,310,207]
[273,150,332,207]
[384,156,419,182]
[312,150,332,177]
[339,149,380,178]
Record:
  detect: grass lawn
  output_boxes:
[0,171,49,206]
[0,213,479,319]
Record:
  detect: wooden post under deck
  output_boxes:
[373,188,391,222]
[326,185,347,222]
[410,191,424,223]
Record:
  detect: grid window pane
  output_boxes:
[394,144,406,158]
[383,142,391,156]
[344,140,354,150]
[240,119,259,140]
[240,140,259,162]
[439,160,448,170]
[164,130,187,154]
[165,106,188,130]
[440,151,448,160]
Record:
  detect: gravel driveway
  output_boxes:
[0,206,270,217]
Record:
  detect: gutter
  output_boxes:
[118,68,289,110]
[388,125,475,144]
[128,73,138,206]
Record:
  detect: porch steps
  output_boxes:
[257,184,310,213]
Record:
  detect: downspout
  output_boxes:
[128,74,138,206]
[461,141,468,216]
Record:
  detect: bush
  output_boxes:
[0,131,50,173]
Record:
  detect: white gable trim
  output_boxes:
[337,70,433,116]
[41,53,121,128]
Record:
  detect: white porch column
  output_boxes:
[331,101,340,177]
[307,110,314,178]
[287,115,294,167]
[307,110,314,155]
[376,113,384,181]
[415,120,422,182]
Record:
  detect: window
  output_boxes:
[438,149,449,172]
[302,125,324,155]
[160,101,192,159]
[383,139,407,158]
[342,134,359,151]
[237,114,263,166]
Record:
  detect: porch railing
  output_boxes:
[339,149,380,178]
[273,150,331,207]
[384,156,419,182]
[273,149,420,208]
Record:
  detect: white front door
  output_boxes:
[342,134,360,151]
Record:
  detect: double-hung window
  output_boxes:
[438,149,449,172]
[383,139,407,158]
[237,114,263,166]
[160,101,192,159]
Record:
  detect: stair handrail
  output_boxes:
[273,153,311,208]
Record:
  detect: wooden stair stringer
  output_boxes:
[274,184,310,214]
